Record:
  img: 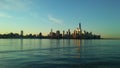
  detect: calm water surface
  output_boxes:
[0,39,120,68]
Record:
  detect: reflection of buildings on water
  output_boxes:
[67,39,71,55]
[61,39,72,58]
[49,39,54,50]
[20,39,42,51]
[49,39,61,57]
[74,39,84,58]
[56,40,60,57]
[62,39,65,51]
[20,39,23,50]
[49,39,73,58]
[74,39,82,58]
[74,40,102,59]
[33,39,36,49]
[39,39,42,49]
[82,40,102,58]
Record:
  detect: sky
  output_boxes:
[0,0,120,38]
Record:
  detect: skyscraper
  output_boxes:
[21,30,23,37]
[79,23,81,30]
[68,29,71,36]
[51,29,52,33]
[50,29,53,37]
[79,23,82,35]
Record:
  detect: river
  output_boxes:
[0,39,120,68]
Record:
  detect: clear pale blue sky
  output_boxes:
[0,0,120,38]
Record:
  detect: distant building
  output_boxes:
[49,29,53,38]
[39,32,42,36]
[79,23,82,34]
[68,29,71,36]
[68,29,71,38]
[75,23,82,37]
[63,30,65,37]
[38,32,42,38]
[56,30,60,36]
[56,30,60,38]
[73,30,77,39]
[49,29,56,38]
[21,30,23,37]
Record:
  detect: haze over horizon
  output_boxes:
[0,0,120,38]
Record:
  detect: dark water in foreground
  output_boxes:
[0,39,120,68]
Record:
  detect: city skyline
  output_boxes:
[0,0,120,38]
[0,23,101,39]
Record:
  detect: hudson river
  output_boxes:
[0,39,120,68]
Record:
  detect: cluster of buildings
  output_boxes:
[0,23,101,39]
[0,31,42,39]
[48,23,101,39]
